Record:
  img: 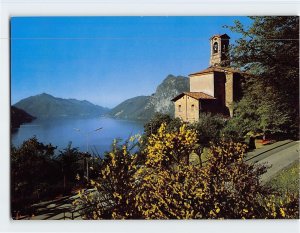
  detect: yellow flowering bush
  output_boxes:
[134,138,263,219]
[135,130,298,219]
[145,122,197,168]
[74,137,140,219]
[134,164,212,219]
[75,124,299,219]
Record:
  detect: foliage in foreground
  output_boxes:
[11,137,88,215]
[75,137,141,219]
[75,123,299,219]
[11,138,58,213]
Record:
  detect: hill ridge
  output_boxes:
[14,93,109,118]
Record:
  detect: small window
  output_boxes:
[213,42,218,53]
[178,105,182,112]
[191,104,195,111]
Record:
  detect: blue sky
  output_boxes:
[11,16,252,108]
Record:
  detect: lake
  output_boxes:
[11,117,145,156]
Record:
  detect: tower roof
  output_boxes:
[210,34,230,40]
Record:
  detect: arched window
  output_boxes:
[213,42,218,53]
[191,104,195,111]
[178,105,182,112]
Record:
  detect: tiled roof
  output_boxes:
[171,92,216,102]
[189,66,243,76]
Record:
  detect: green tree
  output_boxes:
[190,113,225,145]
[222,83,292,140]
[11,137,59,214]
[226,16,299,139]
[143,113,182,137]
[57,143,83,194]
[188,113,226,165]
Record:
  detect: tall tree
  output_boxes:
[11,137,58,214]
[57,143,83,194]
[226,16,299,138]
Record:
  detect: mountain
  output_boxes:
[14,93,109,118]
[108,96,152,120]
[109,75,189,120]
[11,106,36,130]
[146,74,190,117]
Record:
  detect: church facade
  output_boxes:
[172,34,244,123]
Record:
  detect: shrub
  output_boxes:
[74,137,141,219]
[135,137,269,219]
[75,124,299,219]
[144,122,197,168]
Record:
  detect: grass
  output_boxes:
[265,161,299,196]
[189,147,210,166]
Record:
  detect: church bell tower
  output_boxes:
[209,34,230,67]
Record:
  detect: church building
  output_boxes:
[172,34,245,123]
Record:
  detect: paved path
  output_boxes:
[245,140,299,183]
[21,193,82,220]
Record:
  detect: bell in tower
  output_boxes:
[209,34,230,67]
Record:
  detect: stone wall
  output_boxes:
[225,72,234,117]
[190,73,214,96]
[174,95,199,123]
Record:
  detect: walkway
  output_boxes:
[245,140,299,183]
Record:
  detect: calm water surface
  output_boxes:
[11,117,145,155]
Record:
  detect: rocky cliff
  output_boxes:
[109,75,189,120]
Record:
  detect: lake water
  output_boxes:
[11,117,145,156]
